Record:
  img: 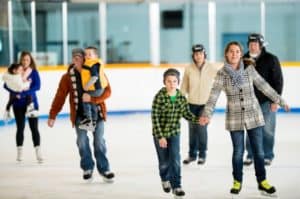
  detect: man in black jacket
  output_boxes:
[243,33,283,166]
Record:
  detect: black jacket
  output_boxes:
[244,48,283,104]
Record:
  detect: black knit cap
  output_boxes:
[72,48,85,57]
[192,44,206,53]
[247,33,265,46]
[163,68,180,83]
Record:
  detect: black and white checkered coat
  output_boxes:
[202,64,286,131]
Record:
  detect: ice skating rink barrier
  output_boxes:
[0,63,299,126]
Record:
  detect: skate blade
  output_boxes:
[173,195,184,199]
[260,191,278,198]
[84,177,94,183]
[102,177,114,183]
[231,193,239,199]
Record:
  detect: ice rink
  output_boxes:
[0,113,299,199]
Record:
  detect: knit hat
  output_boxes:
[163,68,180,83]
[247,33,265,47]
[72,48,85,58]
[192,44,207,58]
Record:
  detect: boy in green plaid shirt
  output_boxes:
[151,68,200,198]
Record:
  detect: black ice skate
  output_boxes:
[101,171,115,183]
[172,187,185,199]
[230,180,242,195]
[83,170,93,183]
[161,181,171,193]
[258,180,277,197]
[182,157,196,165]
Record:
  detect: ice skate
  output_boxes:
[258,180,277,197]
[83,170,93,183]
[182,157,196,165]
[16,147,23,162]
[161,181,171,193]
[101,171,115,183]
[243,158,253,166]
[79,118,95,132]
[230,180,242,196]
[26,103,39,118]
[35,146,43,163]
[172,188,185,199]
[197,157,206,165]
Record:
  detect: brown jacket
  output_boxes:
[49,69,111,127]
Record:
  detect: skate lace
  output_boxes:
[232,180,241,190]
[260,180,272,189]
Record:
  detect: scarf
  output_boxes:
[69,67,79,111]
[224,61,244,88]
[69,66,102,119]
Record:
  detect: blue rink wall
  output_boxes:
[0,65,299,126]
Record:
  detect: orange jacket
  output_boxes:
[49,68,111,127]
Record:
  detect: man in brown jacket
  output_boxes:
[47,48,114,182]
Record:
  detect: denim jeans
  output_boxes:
[153,134,181,189]
[75,116,110,174]
[188,104,207,159]
[82,89,103,121]
[246,101,276,160]
[230,127,266,183]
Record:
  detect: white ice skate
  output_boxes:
[26,103,39,118]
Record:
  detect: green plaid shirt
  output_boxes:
[151,87,199,139]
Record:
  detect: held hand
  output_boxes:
[82,93,91,102]
[159,138,168,148]
[199,116,209,126]
[47,119,55,127]
[270,103,279,112]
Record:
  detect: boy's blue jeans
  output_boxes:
[188,104,207,159]
[75,116,110,174]
[230,126,266,183]
[82,89,103,121]
[153,134,181,189]
[246,101,276,160]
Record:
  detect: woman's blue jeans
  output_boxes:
[230,126,266,183]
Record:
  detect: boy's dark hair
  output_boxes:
[163,68,180,84]
[7,63,22,74]
[85,46,98,55]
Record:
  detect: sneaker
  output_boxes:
[264,159,272,166]
[26,103,38,118]
[173,188,185,197]
[83,170,93,181]
[243,158,253,166]
[258,180,276,196]
[183,157,196,164]
[161,181,171,193]
[230,180,242,194]
[78,118,94,131]
[101,171,115,183]
[197,158,206,165]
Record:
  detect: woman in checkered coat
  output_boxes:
[199,41,289,196]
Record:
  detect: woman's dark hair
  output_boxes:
[7,63,22,74]
[19,51,37,70]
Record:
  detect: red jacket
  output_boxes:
[49,69,111,127]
